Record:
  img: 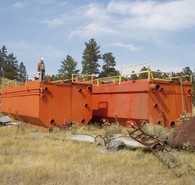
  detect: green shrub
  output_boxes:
[177,111,192,125]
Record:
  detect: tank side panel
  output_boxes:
[93,79,192,126]
[148,81,192,126]
[39,83,71,127]
[39,83,92,127]
[92,80,149,124]
[71,84,92,124]
[1,80,40,118]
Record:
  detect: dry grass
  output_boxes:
[0,122,195,185]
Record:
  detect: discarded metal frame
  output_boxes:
[127,123,195,177]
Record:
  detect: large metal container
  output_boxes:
[1,80,92,128]
[92,78,192,127]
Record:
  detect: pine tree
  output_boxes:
[181,66,194,105]
[130,70,138,80]
[0,50,3,77]
[0,45,27,81]
[152,69,163,79]
[4,53,18,80]
[182,66,193,81]
[0,45,7,77]
[82,38,101,75]
[18,62,27,82]
[58,55,80,79]
[99,52,119,77]
[139,66,149,79]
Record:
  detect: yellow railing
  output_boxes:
[1,62,192,88]
[51,78,71,84]
[95,75,121,86]
[1,79,21,88]
[71,74,94,84]
[71,63,192,86]
[120,62,151,74]
[150,70,192,82]
[150,70,171,81]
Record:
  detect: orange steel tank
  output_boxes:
[92,78,192,127]
[1,80,92,128]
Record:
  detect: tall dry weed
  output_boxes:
[141,123,170,139]
[0,122,195,185]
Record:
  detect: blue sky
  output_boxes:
[0,0,195,76]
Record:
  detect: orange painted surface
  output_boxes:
[0,76,192,128]
[92,79,192,127]
[1,80,92,128]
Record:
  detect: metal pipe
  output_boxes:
[87,85,92,92]
[149,83,160,90]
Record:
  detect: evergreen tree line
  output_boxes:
[57,38,119,80]
[0,45,27,82]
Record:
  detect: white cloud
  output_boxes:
[69,22,118,39]
[111,41,140,52]
[68,0,195,39]
[11,2,27,9]
[107,0,155,16]
[68,3,119,38]
[33,0,57,5]
[2,0,194,75]
[108,0,195,31]
[43,3,118,37]
[45,17,65,28]
[83,3,110,22]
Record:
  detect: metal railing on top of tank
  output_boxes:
[71,62,192,86]
[1,62,192,88]
[1,79,19,88]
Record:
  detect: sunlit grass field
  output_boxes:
[0,118,195,185]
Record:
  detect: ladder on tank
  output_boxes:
[127,123,195,177]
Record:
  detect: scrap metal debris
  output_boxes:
[68,133,145,150]
[114,136,146,149]
[69,134,95,143]
[127,123,195,177]
[0,115,19,127]
[101,140,125,153]
[169,116,195,150]
[0,115,11,126]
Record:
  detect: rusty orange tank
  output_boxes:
[0,64,193,128]
[1,80,92,128]
[92,71,192,127]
